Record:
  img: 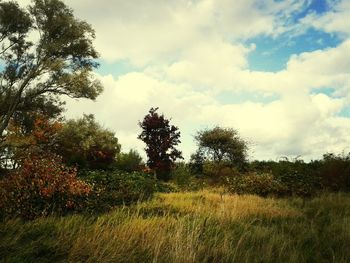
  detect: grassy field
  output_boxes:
[1,190,350,263]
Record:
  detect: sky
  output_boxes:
[20,0,350,161]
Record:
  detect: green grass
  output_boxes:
[1,190,350,263]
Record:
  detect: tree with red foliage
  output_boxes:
[138,107,183,180]
[1,115,62,169]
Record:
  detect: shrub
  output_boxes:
[155,181,179,193]
[0,154,92,220]
[115,149,143,172]
[250,159,323,197]
[171,163,191,187]
[81,170,156,213]
[271,161,322,197]
[202,162,240,183]
[319,153,350,191]
[225,173,286,197]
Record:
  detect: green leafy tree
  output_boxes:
[195,126,248,175]
[138,107,183,180]
[0,0,102,139]
[56,115,121,169]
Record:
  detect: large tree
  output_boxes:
[0,0,102,138]
[194,127,248,173]
[138,107,183,180]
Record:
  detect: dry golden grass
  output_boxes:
[1,190,350,263]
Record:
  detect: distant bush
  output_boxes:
[225,173,286,197]
[0,154,92,220]
[155,181,179,193]
[170,163,208,191]
[272,161,322,197]
[115,149,143,172]
[249,159,324,196]
[319,153,350,191]
[171,163,191,187]
[81,170,156,213]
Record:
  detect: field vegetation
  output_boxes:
[1,190,350,263]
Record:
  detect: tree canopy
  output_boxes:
[194,126,248,171]
[56,115,121,169]
[138,107,183,180]
[0,0,102,138]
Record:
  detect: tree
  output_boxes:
[0,0,102,138]
[138,107,183,180]
[194,126,248,174]
[56,115,121,169]
[1,115,62,169]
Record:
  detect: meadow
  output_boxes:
[1,189,350,263]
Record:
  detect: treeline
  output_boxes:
[187,154,350,197]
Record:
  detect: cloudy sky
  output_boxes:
[22,0,350,161]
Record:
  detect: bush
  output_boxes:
[155,181,179,193]
[202,161,240,182]
[81,170,156,213]
[250,160,323,197]
[225,173,286,197]
[0,155,92,220]
[115,149,143,172]
[171,163,191,187]
[271,161,322,197]
[319,153,350,191]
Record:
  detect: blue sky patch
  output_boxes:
[310,87,337,97]
[96,59,140,77]
[246,28,341,72]
[217,90,279,104]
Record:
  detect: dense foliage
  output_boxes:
[0,0,102,138]
[225,173,286,197]
[56,115,121,169]
[138,107,183,180]
[1,115,62,169]
[0,154,92,220]
[225,154,350,197]
[115,149,144,172]
[80,170,156,213]
[193,127,248,175]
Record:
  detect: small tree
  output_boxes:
[138,107,183,180]
[2,115,62,169]
[195,126,248,175]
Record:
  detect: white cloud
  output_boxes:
[302,0,350,36]
[64,0,311,66]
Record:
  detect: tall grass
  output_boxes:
[1,190,350,262]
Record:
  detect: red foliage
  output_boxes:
[138,107,183,180]
[31,116,62,144]
[5,115,63,165]
[0,154,91,220]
